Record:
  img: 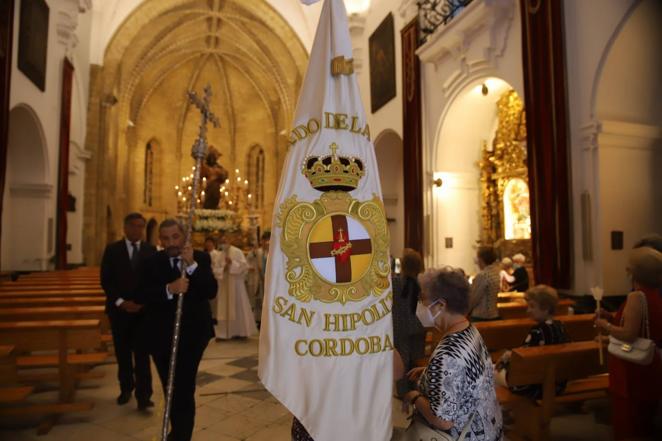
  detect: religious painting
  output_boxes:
[369,13,395,113]
[18,0,49,91]
[503,178,531,240]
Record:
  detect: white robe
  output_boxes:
[212,245,257,339]
[245,247,267,322]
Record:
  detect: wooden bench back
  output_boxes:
[508,341,607,387]
[0,289,104,298]
[0,320,102,354]
[475,314,595,351]
[0,307,108,332]
[0,284,101,291]
[0,297,105,309]
[498,299,574,319]
[423,315,596,358]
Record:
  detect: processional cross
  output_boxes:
[161,84,220,441]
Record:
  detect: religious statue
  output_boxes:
[200,145,228,209]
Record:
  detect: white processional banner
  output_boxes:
[257,1,393,440]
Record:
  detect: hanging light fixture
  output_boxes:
[344,0,370,15]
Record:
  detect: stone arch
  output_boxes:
[589,1,643,121]
[1,104,51,270]
[593,0,662,125]
[374,129,404,257]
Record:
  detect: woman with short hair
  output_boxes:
[595,247,662,440]
[402,267,503,441]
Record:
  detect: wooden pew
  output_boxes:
[499,341,608,441]
[0,346,34,405]
[0,297,105,309]
[0,320,107,433]
[498,299,574,320]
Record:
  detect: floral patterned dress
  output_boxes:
[418,325,503,441]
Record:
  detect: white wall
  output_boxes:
[565,0,662,295]
[1,0,93,270]
[374,129,404,258]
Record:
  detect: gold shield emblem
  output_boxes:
[278,191,390,304]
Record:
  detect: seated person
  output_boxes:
[499,257,516,292]
[495,284,569,399]
[510,253,530,292]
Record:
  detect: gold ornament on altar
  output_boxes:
[478,89,532,257]
[175,162,253,235]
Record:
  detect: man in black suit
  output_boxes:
[100,212,156,409]
[138,219,217,441]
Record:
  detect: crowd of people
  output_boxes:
[101,211,662,441]
[391,236,662,441]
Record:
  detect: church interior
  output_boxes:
[1,0,661,440]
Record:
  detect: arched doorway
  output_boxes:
[1,105,51,271]
[432,78,531,273]
[374,130,404,258]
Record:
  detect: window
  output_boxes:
[144,141,154,206]
[247,145,265,210]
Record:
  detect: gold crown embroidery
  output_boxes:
[302,143,365,192]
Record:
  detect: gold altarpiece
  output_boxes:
[479,90,532,261]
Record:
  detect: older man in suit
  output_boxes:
[100,212,156,409]
[138,219,217,441]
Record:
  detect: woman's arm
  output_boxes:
[595,291,644,343]
[403,391,453,430]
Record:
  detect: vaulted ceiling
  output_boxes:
[97,0,308,217]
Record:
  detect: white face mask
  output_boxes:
[416,301,441,328]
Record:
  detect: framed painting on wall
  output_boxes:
[369,13,396,113]
[18,0,49,91]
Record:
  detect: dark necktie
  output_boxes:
[130,242,139,269]
[171,257,180,273]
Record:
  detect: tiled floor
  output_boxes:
[0,337,615,440]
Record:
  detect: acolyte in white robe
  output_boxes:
[212,245,258,339]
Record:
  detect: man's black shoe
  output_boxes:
[137,399,154,411]
[116,391,132,405]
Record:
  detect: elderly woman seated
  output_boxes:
[400,267,503,441]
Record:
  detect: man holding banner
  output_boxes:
[258,1,394,440]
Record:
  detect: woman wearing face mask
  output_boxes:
[401,267,503,441]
